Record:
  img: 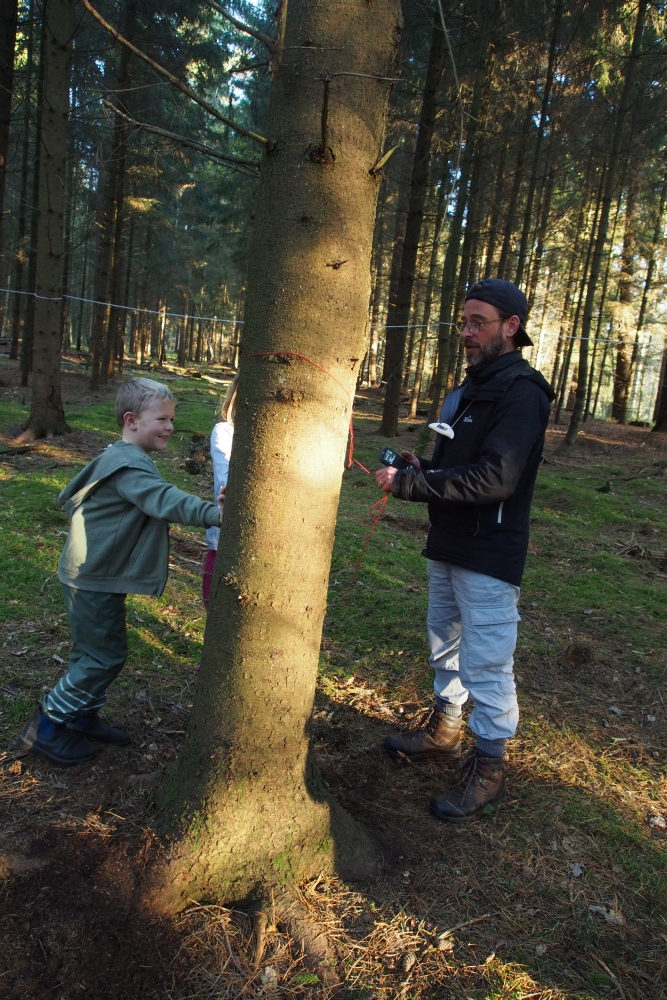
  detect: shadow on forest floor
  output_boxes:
[0,360,666,998]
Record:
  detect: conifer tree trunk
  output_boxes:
[583,195,622,419]
[653,347,667,432]
[483,142,506,277]
[427,11,492,422]
[554,170,603,425]
[514,1,561,288]
[380,16,445,435]
[9,0,36,361]
[612,182,637,422]
[409,175,446,418]
[18,0,73,440]
[152,0,401,911]
[496,106,531,280]
[627,168,667,404]
[20,17,46,387]
[0,0,18,295]
[560,0,647,450]
[379,143,412,387]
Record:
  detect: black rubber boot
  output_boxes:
[429,748,506,822]
[383,704,462,763]
[67,712,130,746]
[17,705,98,765]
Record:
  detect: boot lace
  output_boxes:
[453,748,481,803]
[400,706,440,739]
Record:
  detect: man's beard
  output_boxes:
[465,327,506,366]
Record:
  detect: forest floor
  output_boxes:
[0,353,666,1000]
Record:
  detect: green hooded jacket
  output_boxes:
[57,440,220,596]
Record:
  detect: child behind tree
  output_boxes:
[202,374,238,606]
[18,378,223,766]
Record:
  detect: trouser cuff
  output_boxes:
[475,736,506,758]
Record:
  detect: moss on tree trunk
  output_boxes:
[153,0,402,911]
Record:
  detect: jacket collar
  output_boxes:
[464,350,525,384]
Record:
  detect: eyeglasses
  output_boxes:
[456,317,504,337]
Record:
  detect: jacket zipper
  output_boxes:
[497,501,504,524]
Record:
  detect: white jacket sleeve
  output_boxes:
[206,421,234,550]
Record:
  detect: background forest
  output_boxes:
[2,0,667,439]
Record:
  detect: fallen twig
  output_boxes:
[438,912,492,939]
[591,954,626,1000]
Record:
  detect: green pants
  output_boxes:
[43,586,127,724]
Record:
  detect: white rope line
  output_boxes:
[0,286,242,324]
[0,286,662,348]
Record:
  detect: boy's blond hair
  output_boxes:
[220,374,239,426]
[115,378,175,428]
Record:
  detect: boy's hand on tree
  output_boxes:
[401,450,421,469]
[217,486,226,513]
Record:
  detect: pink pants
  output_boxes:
[202,548,217,607]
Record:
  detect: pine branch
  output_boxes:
[82,0,269,147]
[103,103,261,174]
[205,0,277,51]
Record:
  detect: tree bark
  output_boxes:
[18,0,73,441]
[554,168,604,425]
[583,192,623,419]
[380,16,445,435]
[0,0,18,296]
[101,0,136,380]
[427,10,492,423]
[514,1,561,288]
[151,0,401,911]
[379,141,412,387]
[20,16,46,387]
[483,142,507,278]
[9,0,36,361]
[408,175,447,419]
[653,344,667,432]
[496,105,532,280]
[559,0,647,451]
[611,181,637,422]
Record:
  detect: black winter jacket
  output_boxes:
[392,351,554,586]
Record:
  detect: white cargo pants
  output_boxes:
[427,559,520,742]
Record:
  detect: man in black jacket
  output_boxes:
[376,279,554,822]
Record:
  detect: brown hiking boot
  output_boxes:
[429,748,506,822]
[383,705,462,763]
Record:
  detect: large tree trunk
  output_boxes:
[560,0,646,450]
[18,0,73,441]
[380,15,445,435]
[152,0,401,911]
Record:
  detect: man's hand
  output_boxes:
[401,450,421,469]
[376,466,398,493]
[376,451,420,494]
[217,486,226,513]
